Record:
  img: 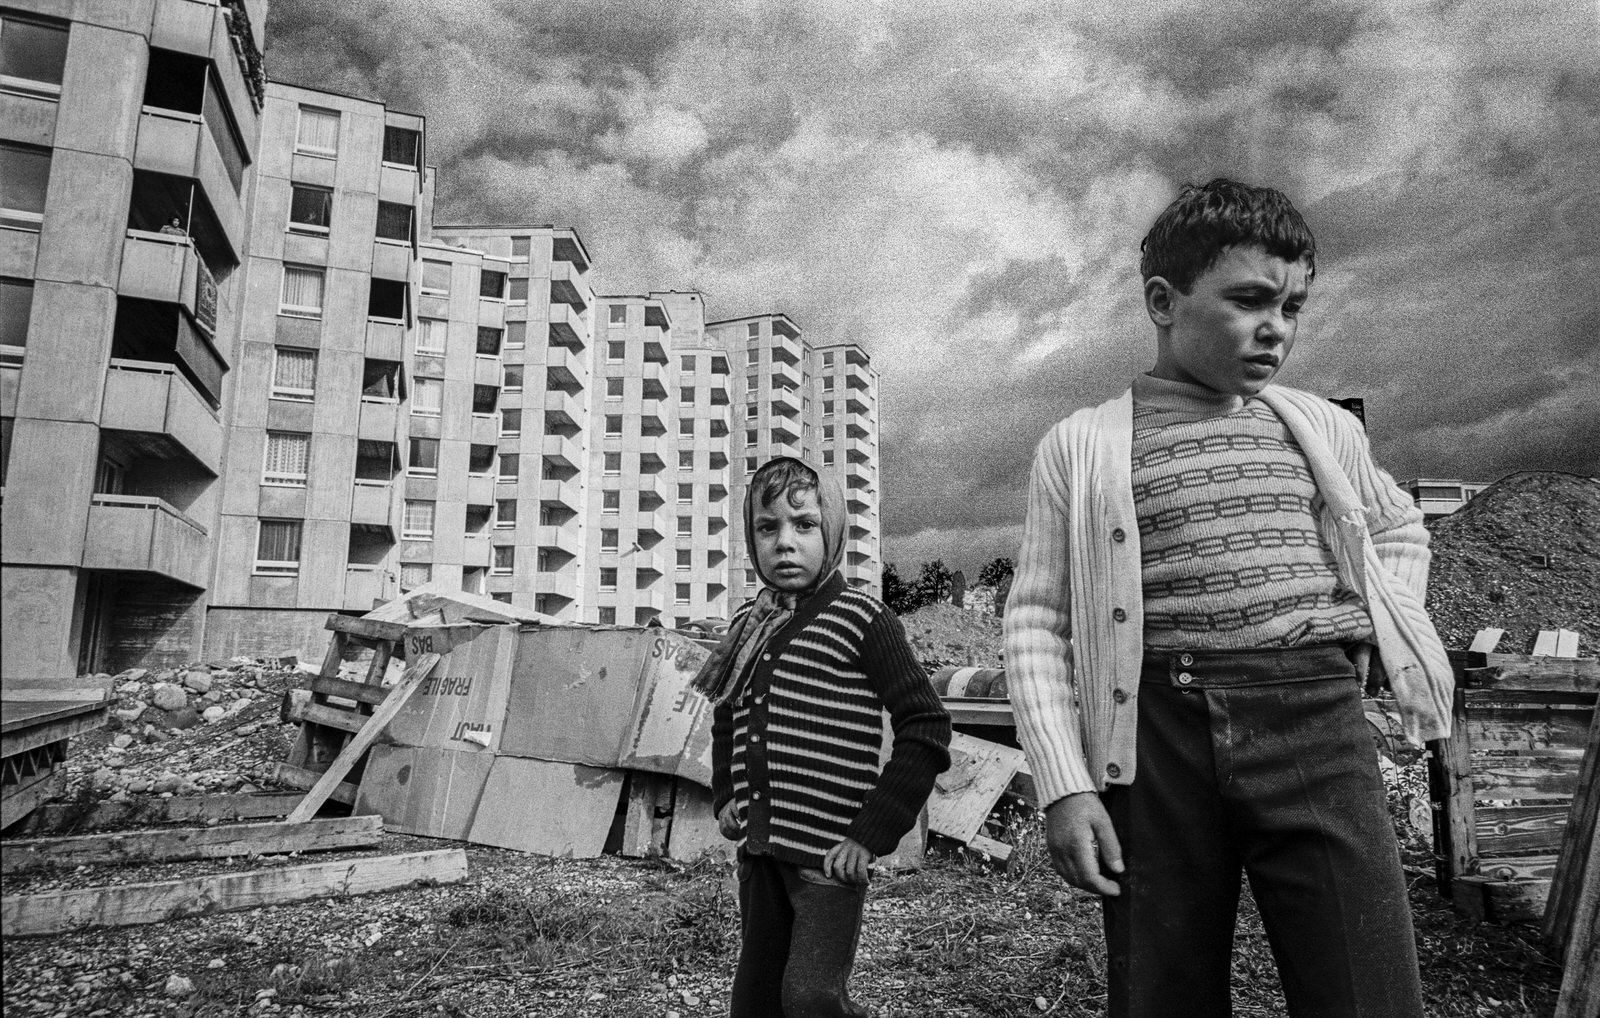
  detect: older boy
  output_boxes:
[1005,178,1454,1017]
[696,456,951,1018]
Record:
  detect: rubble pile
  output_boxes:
[63,659,305,802]
[900,594,1006,672]
[1424,471,1600,656]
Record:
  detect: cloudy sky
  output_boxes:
[265,0,1599,575]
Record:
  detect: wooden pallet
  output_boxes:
[1427,648,1599,922]
[1544,700,1599,1018]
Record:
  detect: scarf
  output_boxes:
[692,457,847,705]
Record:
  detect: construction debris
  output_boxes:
[1,814,383,874]
[2,678,112,828]
[12,789,305,836]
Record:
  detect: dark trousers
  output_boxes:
[1101,645,1424,1018]
[730,850,869,1018]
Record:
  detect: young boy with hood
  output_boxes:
[696,456,951,1018]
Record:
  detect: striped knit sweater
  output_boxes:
[711,572,952,868]
[1131,378,1375,648]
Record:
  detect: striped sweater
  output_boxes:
[711,572,952,868]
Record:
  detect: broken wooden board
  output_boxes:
[0,768,64,831]
[1545,701,1600,953]
[927,732,1026,846]
[354,746,494,842]
[1,815,383,874]
[465,757,624,858]
[1,848,467,937]
[14,791,308,835]
[270,763,358,806]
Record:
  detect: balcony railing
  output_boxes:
[344,565,397,610]
[350,478,401,539]
[548,303,587,350]
[102,358,222,473]
[83,495,209,588]
[133,107,244,253]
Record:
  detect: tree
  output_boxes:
[881,562,919,616]
[978,557,1015,589]
[915,560,953,607]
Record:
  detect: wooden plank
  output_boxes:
[1430,689,1477,892]
[1462,659,1600,695]
[1474,853,1559,882]
[928,732,1026,845]
[1466,707,1592,754]
[301,703,367,735]
[14,791,307,835]
[1468,628,1506,653]
[1533,631,1560,657]
[1553,630,1580,658]
[0,689,108,703]
[325,613,409,642]
[621,772,671,858]
[1452,875,1549,923]
[0,710,106,759]
[0,768,64,830]
[2,815,383,874]
[1552,831,1599,1018]
[1475,805,1570,855]
[1,848,468,937]
[285,652,440,823]
[1469,759,1580,800]
[1545,703,1600,951]
[967,833,1013,863]
[943,701,1015,728]
[310,674,390,705]
[269,763,357,806]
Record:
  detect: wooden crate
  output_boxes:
[1427,651,1600,922]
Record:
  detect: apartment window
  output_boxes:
[747,374,758,391]
[507,278,528,303]
[270,347,315,401]
[746,322,760,339]
[468,443,496,474]
[375,201,412,243]
[476,327,502,356]
[295,106,340,156]
[609,305,627,326]
[367,278,407,322]
[0,144,46,232]
[503,365,523,392]
[823,449,835,467]
[511,237,531,259]
[681,355,696,372]
[676,549,692,571]
[253,520,304,576]
[0,277,31,358]
[607,341,625,362]
[675,583,691,605]
[822,377,835,392]
[745,569,757,586]
[382,126,420,168]
[262,432,310,486]
[678,483,692,504]
[421,259,450,295]
[288,184,332,235]
[606,377,624,400]
[416,318,446,354]
[598,607,616,625]
[823,351,835,367]
[823,400,834,417]
[679,419,695,438]
[712,356,728,375]
[746,456,758,473]
[603,452,621,476]
[495,499,517,528]
[601,529,618,552]
[677,516,692,537]
[408,437,439,475]
[505,321,526,349]
[680,387,694,405]
[480,270,506,300]
[500,408,521,436]
[605,415,623,437]
[0,13,68,97]
[472,385,498,415]
[399,563,431,591]
[595,490,618,517]
[492,546,515,575]
[536,550,551,572]
[745,429,757,447]
[498,453,519,481]
[746,404,759,419]
[279,265,325,318]
[600,568,618,592]
[362,359,401,400]
[403,500,435,540]
[679,450,694,470]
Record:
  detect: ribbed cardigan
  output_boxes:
[1004,383,1455,806]
[711,572,952,867]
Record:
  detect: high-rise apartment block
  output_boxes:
[0,0,882,680]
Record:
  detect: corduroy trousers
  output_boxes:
[730,849,870,1018]
[1101,645,1424,1018]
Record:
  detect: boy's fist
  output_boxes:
[717,801,743,840]
[822,837,874,885]
[1045,792,1125,896]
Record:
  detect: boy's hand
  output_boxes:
[822,838,874,885]
[717,801,743,840]
[1045,792,1124,896]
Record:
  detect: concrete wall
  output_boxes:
[203,605,335,664]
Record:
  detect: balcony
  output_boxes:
[643,329,668,365]
[545,347,586,391]
[473,354,502,387]
[543,389,584,431]
[538,524,579,557]
[101,359,222,474]
[636,514,663,542]
[82,495,209,589]
[843,560,876,586]
[540,569,580,600]
[846,488,873,513]
[845,390,870,415]
[769,385,801,419]
[846,419,871,440]
[709,384,729,406]
[771,341,800,366]
[631,549,665,577]
[552,230,590,271]
[770,420,800,447]
[366,318,405,361]
[542,433,583,470]
[549,260,588,310]
[538,478,580,512]
[548,303,587,350]
[344,566,397,611]
[118,232,219,330]
[845,436,873,463]
[350,479,401,540]
[638,406,667,437]
[845,362,873,391]
[708,481,728,502]
[133,108,244,254]
[358,398,402,443]
[846,462,872,489]
[771,315,801,340]
[462,536,493,569]
[372,240,410,283]
[770,360,802,391]
[635,433,668,464]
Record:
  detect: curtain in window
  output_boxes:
[298,108,340,153]
[409,438,438,470]
[403,501,434,536]
[264,432,309,478]
[494,546,515,569]
[257,521,302,562]
[281,266,324,312]
[400,563,431,588]
[416,318,445,352]
[412,378,442,413]
[290,187,331,228]
[273,348,315,391]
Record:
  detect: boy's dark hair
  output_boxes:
[1140,178,1316,293]
[751,458,817,511]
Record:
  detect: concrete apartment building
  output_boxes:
[1,1,886,677]
[1,0,265,679]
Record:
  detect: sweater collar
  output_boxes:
[1132,372,1245,419]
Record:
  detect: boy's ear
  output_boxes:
[1144,276,1176,327]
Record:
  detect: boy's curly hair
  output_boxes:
[1140,178,1316,293]
[752,458,817,510]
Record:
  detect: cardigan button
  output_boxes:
[1112,608,1127,623]
[1113,689,1128,704]
[1105,763,1121,779]
[1112,527,1126,543]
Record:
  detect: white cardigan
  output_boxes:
[1004,383,1455,806]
